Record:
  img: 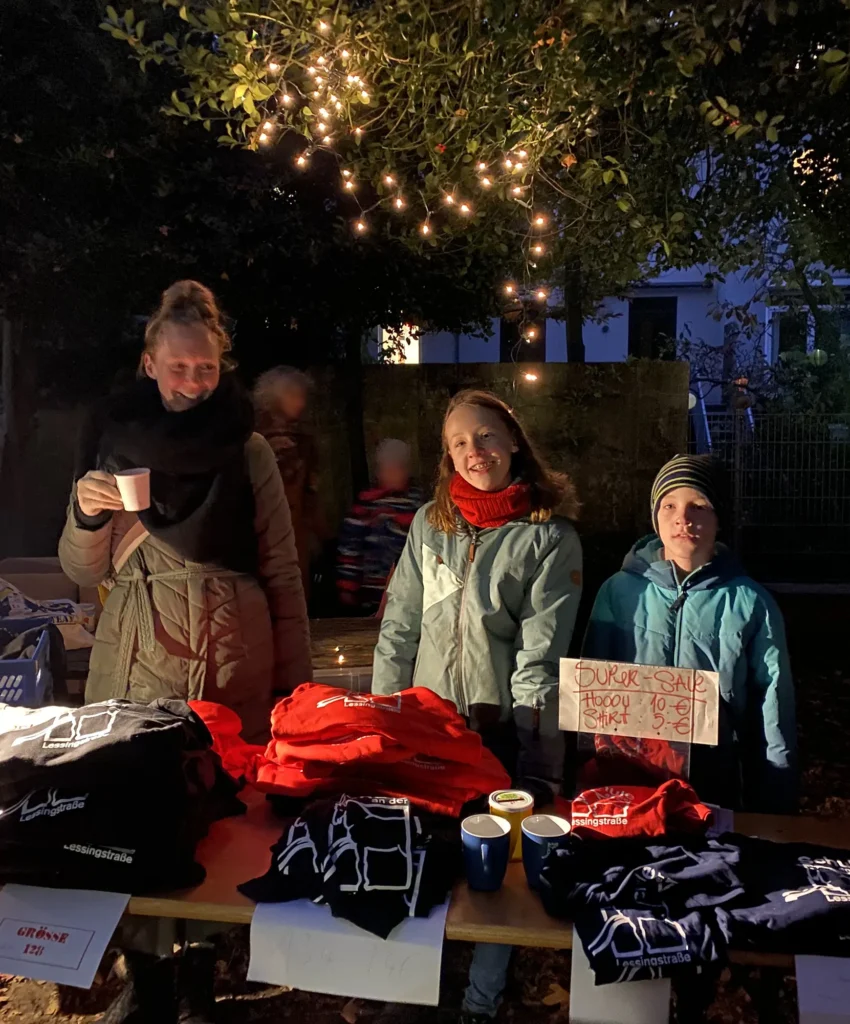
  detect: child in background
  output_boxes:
[372,390,582,1024]
[337,439,422,615]
[583,453,796,813]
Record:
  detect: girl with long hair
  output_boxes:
[372,389,582,1023]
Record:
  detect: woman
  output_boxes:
[59,281,311,744]
[253,366,322,597]
[372,390,582,1024]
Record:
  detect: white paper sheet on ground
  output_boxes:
[705,804,735,838]
[796,955,850,1024]
[247,900,449,1005]
[569,931,671,1024]
[0,884,129,989]
[559,657,719,746]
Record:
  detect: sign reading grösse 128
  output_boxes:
[559,658,720,746]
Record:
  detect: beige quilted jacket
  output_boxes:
[58,433,311,743]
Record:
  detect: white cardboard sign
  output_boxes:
[559,658,719,747]
[796,955,850,1024]
[0,884,130,988]
[248,899,449,1005]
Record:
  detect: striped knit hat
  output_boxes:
[650,454,727,534]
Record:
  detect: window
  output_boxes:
[628,297,678,359]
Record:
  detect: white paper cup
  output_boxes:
[114,468,151,512]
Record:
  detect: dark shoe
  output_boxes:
[177,943,218,1024]
[97,950,178,1023]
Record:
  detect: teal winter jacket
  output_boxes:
[583,535,796,813]
[372,503,583,789]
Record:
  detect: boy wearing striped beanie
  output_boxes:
[583,454,797,814]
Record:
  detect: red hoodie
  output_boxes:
[561,778,713,840]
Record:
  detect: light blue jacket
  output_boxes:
[372,504,583,787]
[583,535,796,813]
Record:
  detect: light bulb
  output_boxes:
[477,162,487,171]
[263,120,274,131]
[532,244,544,255]
[312,91,321,99]
[481,177,492,187]
[319,107,329,118]
[361,91,370,102]
[315,77,324,87]
[512,186,522,195]
[518,149,528,159]
[355,219,367,232]
[267,62,280,73]
[444,194,455,205]
[344,180,355,190]
[384,175,395,185]
[342,169,352,178]
[281,93,293,106]
[318,20,330,32]
[514,162,524,172]
[317,56,327,66]
[504,283,515,295]
[420,222,431,235]
[534,215,546,227]
[338,653,345,664]
[523,372,539,382]
[536,289,547,300]
[341,49,351,58]
[323,135,332,145]
[504,158,513,169]
[395,196,405,209]
[354,127,363,139]
[259,132,269,143]
[317,122,327,134]
[460,203,471,214]
[296,154,308,167]
[526,329,537,339]
[308,66,317,76]
[347,75,357,83]
[335,100,343,110]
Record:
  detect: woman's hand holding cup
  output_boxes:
[76,471,125,517]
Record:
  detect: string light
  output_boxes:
[341,49,351,58]
[511,186,523,195]
[312,91,321,99]
[355,219,367,233]
[523,372,539,382]
[384,175,396,186]
[504,283,515,295]
[281,93,293,106]
[317,56,327,66]
[514,162,524,172]
[361,91,371,102]
[534,214,547,227]
[504,158,513,169]
[267,61,280,73]
[335,100,344,111]
[420,222,431,235]
[354,127,363,139]
[536,289,548,300]
[315,77,324,87]
[263,120,274,131]
[532,244,544,255]
[318,20,330,32]
[338,653,345,665]
[518,149,528,159]
[317,122,328,133]
[344,180,355,190]
[307,66,317,76]
[526,328,537,340]
[323,136,333,145]
[319,107,330,118]
[296,153,309,168]
[259,132,269,143]
[394,196,405,209]
[480,177,492,188]
[444,194,455,205]
[460,203,471,215]
[477,162,487,171]
[342,169,352,178]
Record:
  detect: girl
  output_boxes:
[59,281,311,744]
[372,389,582,1024]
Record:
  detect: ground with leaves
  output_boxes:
[1,596,846,1024]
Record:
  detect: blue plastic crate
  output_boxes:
[0,629,51,707]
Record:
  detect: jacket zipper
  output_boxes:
[455,528,479,716]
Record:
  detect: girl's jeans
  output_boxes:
[462,942,513,1018]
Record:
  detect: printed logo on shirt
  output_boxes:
[408,755,446,771]
[63,843,135,865]
[10,705,122,750]
[314,693,403,714]
[3,788,89,823]
[783,857,850,905]
[586,907,692,982]
[572,787,635,828]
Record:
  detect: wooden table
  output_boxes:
[127,790,850,968]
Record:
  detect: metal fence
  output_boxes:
[690,412,850,583]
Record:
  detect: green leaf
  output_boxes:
[618,169,629,185]
[164,32,177,46]
[124,8,135,29]
[766,125,779,143]
[734,123,753,139]
[671,211,685,222]
[243,93,256,116]
[616,198,630,213]
[105,4,118,23]
[821,49,847,64]
[603,169,614,184]
[429,32,439,50]
[755,110,768,125]
[231,63,247,76]
[829,66,849,93]
[135,19,145,38]
[179,4,189,21]
[729,38,742,54]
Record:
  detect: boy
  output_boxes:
[583,454,796,813]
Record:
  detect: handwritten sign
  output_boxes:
[0,885,129,988]
[559,658,719,746]
[248,899,449,1005]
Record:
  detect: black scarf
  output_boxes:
[76,374,258,574]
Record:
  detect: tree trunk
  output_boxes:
[0,317,39,557]
[565,260,586,363]
[343,330,369,495]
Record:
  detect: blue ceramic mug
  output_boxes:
[521,814,571,890]
[461,813,512,892]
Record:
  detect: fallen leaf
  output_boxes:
[340,997,361,1023]
[542,982,570,1008]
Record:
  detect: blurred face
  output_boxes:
[279,384,308,422]
[656,486,718,571]
[378,459,410,492]
[445,403,517,493]
[144,323,220,412]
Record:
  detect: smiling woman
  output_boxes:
[58,280,311,742]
